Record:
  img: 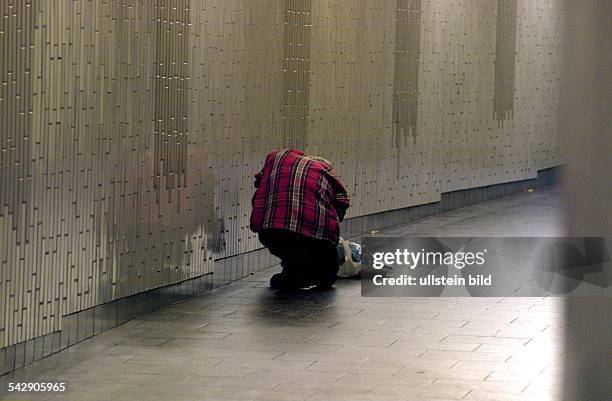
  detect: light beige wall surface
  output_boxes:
[0,0,566,348]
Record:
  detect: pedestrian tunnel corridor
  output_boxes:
[1,1,610,400]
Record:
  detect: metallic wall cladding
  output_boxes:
[1,0,565,348]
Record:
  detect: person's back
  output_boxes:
[250,149,350,289]
[250,149,349,244]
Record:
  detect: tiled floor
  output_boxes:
[0,188,566,401]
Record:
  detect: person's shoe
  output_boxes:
[314,278,336,289]
[270,273,289,290]
[314,273,337,289]
[270,273,312,290]
[313,265,339,289]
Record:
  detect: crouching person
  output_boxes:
[250,149,350,290]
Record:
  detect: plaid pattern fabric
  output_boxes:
[250,149,350,244]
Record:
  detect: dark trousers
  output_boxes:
[258,229,339,286]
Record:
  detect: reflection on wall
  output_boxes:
[1,0,566,348]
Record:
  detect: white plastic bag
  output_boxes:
[337,237,362,278]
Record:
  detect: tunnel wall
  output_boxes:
[1,0,566,354]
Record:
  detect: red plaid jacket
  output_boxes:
[249,149,350,244]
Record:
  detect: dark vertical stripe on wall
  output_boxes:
[282,0,312,150]
[0,0,36,349]
[392,0,422,148]
[154,0,189,203]
[0,0,33,242]
[494,0,518,123]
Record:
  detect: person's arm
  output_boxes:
[325,169,350,222]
